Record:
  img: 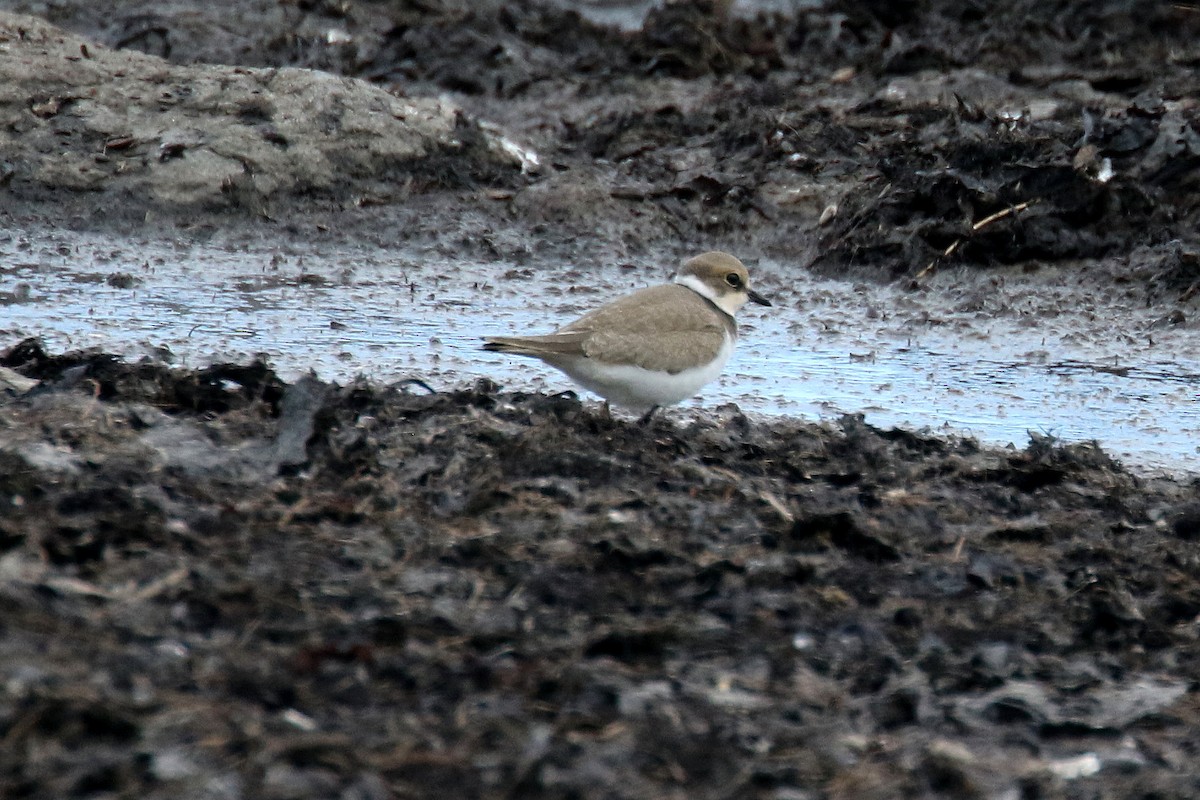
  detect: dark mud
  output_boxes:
[2,341,1200,799]
[3,1,1200,798]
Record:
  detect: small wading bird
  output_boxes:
[482,251,772,421]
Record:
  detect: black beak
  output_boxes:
[747,288,772,307]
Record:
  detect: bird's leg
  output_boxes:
[637,405,661,426]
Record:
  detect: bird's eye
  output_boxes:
[725,273,742,288]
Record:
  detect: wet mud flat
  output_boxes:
[5,220,1200,471]
[2,342,1200,799]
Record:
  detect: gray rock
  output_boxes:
[0,366,37,395]
[0,12,522,208]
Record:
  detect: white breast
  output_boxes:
[556,332,735,410]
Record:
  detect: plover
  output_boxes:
[482,251,771,417]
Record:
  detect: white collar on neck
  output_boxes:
[675,272,741,316]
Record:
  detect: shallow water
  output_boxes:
[1,226,1197,473]
[561,0,827,30]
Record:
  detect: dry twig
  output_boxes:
[915,199,1038,280]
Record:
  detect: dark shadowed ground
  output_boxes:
[2,1,1200,798]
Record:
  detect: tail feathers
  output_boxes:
[482,333,585,358]
[480,336,527,354]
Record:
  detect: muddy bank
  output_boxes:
[1,343,1199,798]
[0,12,524,213]
[2,2,1200,292]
